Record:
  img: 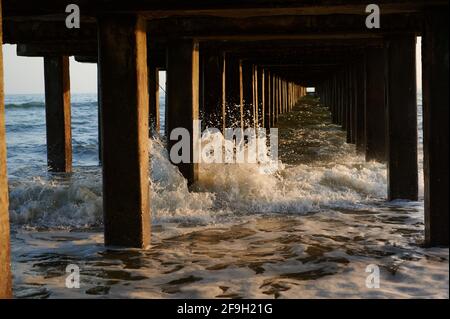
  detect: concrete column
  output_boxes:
[422,10,449,247]
[167,39,200,186]
[365,48,387,162]
[44,56,72,173]
[98,14,150,248]
[386,35,418,201]
[0,1,12,298]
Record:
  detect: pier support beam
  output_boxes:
[148,65,160,136]
[349,65,356,144]
[167,39,200,185]
[201,51,225,130]
[97,63,103,165]
[365,48,386,162]
[422,11,449,247]
[386,35,418,201]
[345,67,352,143]
[256,67,264,127]
[44,56,72,173]
[355,59,366,153]
[271,75,277,126]
[241,62,254,128]
[0,2,12,298]
[98,14,150,248]
[264,70,271,128]
[225,54,242,128]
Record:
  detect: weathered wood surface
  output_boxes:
[44,56,72,173]
[3,0,447,18]
[422,10,449,247]
[166,39,200,185]
[386,35,418,201]
[0,0,12,299]
[98,14,151,248]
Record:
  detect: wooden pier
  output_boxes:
[1,0,449,298]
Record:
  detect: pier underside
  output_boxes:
[0,0,448,298]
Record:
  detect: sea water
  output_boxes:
[4,93,449,298]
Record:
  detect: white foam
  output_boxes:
[8,134,388,229]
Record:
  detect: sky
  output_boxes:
[2,44,98,94]
[2,38,422,95]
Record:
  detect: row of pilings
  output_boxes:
[316,37,419,202]
[316,29,448,250]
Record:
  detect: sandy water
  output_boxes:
[6,96,449,299]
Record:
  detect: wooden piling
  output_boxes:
[278,77,282,116]
[332,75,338,124]
[241,61,254,128]
[98,14,150,248]
[148,65,160,136]
[264,70,271,128]
[225,54,242,128]
[272,75,276,123]
[252,65,259,128]
[355,58,366,153]
[386,35,418,201]
[345,67,352,143]
[256,66,264,127]
[422,10,449,247]
[349,65,357,144]
[365,48,387,162]
[97,63,103,165]
[43,56,72,173]
[167,39,200,185]
[0,0,12,298]
[201,51,225,130]
[338,73,344,126]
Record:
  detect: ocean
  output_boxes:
[4,93,449,298]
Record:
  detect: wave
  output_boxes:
[5,102,45,109]
[8,134,389,229]
[5,102,99,109]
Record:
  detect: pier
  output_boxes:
[1,1,449,298]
